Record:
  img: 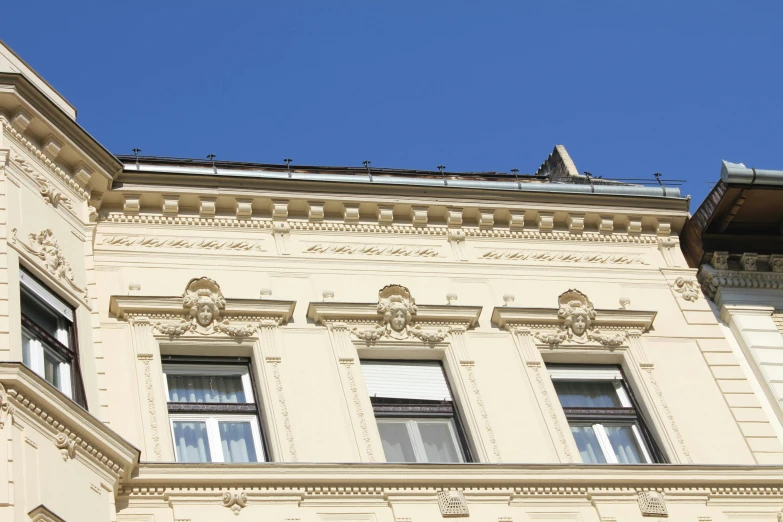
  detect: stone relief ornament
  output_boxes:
[671,277,701,302]
[54,432,76,460]
[152,277,256,337]
[350,285,447,343]
[534,290,626,347]
[34,174,73,209]
[11,228,87,299]
[711,251,729,270]
[0,383,12,428]
[222,490,247,515]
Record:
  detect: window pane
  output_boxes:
[21,290,61,338]
[43,349,61,389]
[378,421,417,463]
[172,421,212,462]
[219,421,258,463]
[570,425,607,463]
[553,381,621,408]
[605,425,645,463]
[418,421,461,463]
[167,374,246,403]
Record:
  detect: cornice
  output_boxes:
[700,263,783,299]
[99,213,671,245]
[307,301,482,328]
[124,462,783,489]
[2,115,91,199]
[110,295,296,323]
[0,363,139,480]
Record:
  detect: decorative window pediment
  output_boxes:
[307,284,481,344]
[110,277,295,337]
[492,289,656,348]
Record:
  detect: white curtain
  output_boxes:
[219,422,256,462]
[554,381,619,408]
[168,375,245,403]
[418,422,460,463]
[173,421,211,462]
[605,425,643,463]
[570,425,606,463]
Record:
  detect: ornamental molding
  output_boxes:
[0,363,139,480]
[33,172,73,209]
[305,243,441,258]
[637,490,668,517]
[492,289,656,348]
[99,235,267,252]
[100,212,670,244]
[110,277,295,338]
[222,490,247,515]
[307,285,481,344]
[480,249,648,265]
[28,505,67,522]
[671,277,702,302]
[699,264,783,299]
[438,489,469,517]
[11,228,87,300]
[1,116,91,199]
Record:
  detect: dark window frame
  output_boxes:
[549,363,666,463]
[366,359,474,463]
[20,268,87,407]
[161,354,270,462]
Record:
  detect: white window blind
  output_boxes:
[20,270,74,322]
[361,361,452,401]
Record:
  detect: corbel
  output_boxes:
[235,198,253,219]
[42,135,64,159]
[627,216,643,235]
[162,194,179,215]
[11,108,33,132]
[655,219,671,237]
[446,207,463,228]
[478,209,494,229]
[273,222,291,255]
[770,254,783,273]
[537,211,554,232]
[123,194,141,214]
[740,252,758,272]
[72,162,93,186]
[711,251,729,270]
[509,210,525,231]
[343,203,360,224]
[599,215,614,234]
[199,197,216,218]
[411,206,428,227]
[377,204,394,225]
[271,199,288,220]
[567,213,585,234]
[308,201,325,221]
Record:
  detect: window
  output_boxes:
[361,360,470,463]
[162,357,266,463]
[549,365,663,464]
[20,269,85,405]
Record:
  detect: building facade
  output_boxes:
[2,41,783,522]
[682,160,783,449]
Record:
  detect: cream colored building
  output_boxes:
[1,39,783,522]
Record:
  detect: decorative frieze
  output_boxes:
[305,243,439,258]
[99,235,267,252]
[699,264,783,299]
[480,249,647,265]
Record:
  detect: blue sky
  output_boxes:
[3,2,782,209]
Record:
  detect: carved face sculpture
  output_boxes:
[197,302,213,326]
[390,308,407,332]
[571,314,588,336]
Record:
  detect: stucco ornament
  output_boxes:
[152,277,256,337]
[671,277,701,302]
[534,290,626,347]
[351,285,447,343]
[11,228,87,299]
[222,490,247,515]
[0,382,12,428]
